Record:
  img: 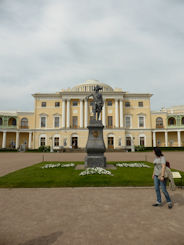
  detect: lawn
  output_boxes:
[0,161,183,188]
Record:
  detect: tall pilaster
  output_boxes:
[102,99,106,126]
[2,131,6,148]
[115,99,119,128]
[165,131,168,147]
[16,131,20,149]
[80,99,84,128]
[177,130,181,147]
[85,99,88,127]
[28,132,32,149]
[153,132,156,147]
[120,99,123,127]
[66,99,70,128]
[62,99,66,128]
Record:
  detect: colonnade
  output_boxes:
[1,131,33,149]
[153,130,182,147]
[61,98,124,128]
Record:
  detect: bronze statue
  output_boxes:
[86,85,104,121]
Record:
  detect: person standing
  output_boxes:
[152,147,173,209]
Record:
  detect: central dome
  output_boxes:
[72,80,113,92]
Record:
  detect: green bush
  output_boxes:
[38,145,51,152]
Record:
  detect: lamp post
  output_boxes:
[131,137,135,152]
[49,136,53,152]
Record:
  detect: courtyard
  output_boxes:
[0,152,184,244]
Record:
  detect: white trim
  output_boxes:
[125,115,132,129]
[138,115,145,129]
[139,134,146,147]
[39,134,47,146]
[53,115,61,128]
[53,134,60,148]
[40,115,47,129]
[125,134,133,146]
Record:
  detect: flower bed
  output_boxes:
[79,167,113,176]
[116,163,151,168]
[41,163,75,169]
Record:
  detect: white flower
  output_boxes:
[116,163,150,168]
[41,163,75,169]
[79,167,113,176]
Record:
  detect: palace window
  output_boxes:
[126,137,131,146]
[0,117,2,126]
[108,116,113,128]
[140,137,145,146]
[72,101,78,106]
[125,116,131,128]
[181,117,184,125]
[55,102,60,107]
[90,101,93,106]
[40,137,46,146]
[54,137,59,147]
[21,118,28,128]
[41,117,46,128]
[41,102,46,107]
[72,116,78,128]
[125,102,130,107]
[138,101,143,107]
[156,117,163,128]
[54,117,60,128]
[107,101,112,106]
[168,117,176,125]
[139,116,144,127]
[8,117,16,126]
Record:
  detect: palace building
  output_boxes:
[0,80,184,150]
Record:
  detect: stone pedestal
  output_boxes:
[85,119,106,168]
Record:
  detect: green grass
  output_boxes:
[0,161,183,188]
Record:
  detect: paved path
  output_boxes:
[0,187,184,245]
[0,152,184,177]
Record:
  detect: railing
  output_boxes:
[0,125,17,129]
[19,125,29,129]
[156,125,164,129]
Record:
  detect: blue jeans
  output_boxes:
[154,176,171,203]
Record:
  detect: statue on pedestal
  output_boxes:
[85,85,106,168]
[86,85,104,121]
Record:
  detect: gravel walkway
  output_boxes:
[0,187,184,245]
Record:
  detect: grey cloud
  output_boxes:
[0,0,184,111]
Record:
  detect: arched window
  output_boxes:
[21,118,28,128]
[8,117,16,126]
[0,117,2,126]
[168,117,176,125]
[156,117,163,128]
[181,117,184,125]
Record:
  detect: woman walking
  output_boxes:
[152,147,172,209]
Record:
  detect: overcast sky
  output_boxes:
[0,0,184,112]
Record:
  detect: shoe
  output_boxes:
[152,203,162,207]
[168,203,173,209]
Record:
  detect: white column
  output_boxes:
[153,132,156,147]
[66,99,70,128]
[102,99,106,126]
[165,131,168,147]
[177,130,181,147]
[120,99,123,128]
[2,131,6,148]
[80,99,84,128]
[16,132,20,149]
[115,99,119,128]
[28,132,32,149]
[84,99,88,128]
[62,99,66,128]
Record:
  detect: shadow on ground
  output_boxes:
[19,231,62,245]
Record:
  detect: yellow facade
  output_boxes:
[0,80,184,150]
